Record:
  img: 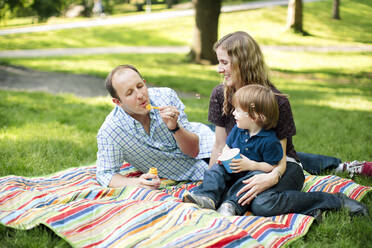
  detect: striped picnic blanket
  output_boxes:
[0,163,370,248]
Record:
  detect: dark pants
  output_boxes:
[192,162,342,216]
[191,163,262,214]
[298,152,341,175]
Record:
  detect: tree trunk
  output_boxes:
[332,0,340,19]
[286,0,303,33]
[189,0,221,64]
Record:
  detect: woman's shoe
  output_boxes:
[336,193,369,217]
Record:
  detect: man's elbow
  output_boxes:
[190,146,200,158]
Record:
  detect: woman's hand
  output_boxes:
[229,154,258,173]
[236,172,277,206]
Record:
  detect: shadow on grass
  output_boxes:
[0,223,71,248]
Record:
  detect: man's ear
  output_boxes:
[112,98,120,105]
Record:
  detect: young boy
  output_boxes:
[183,84,283,216]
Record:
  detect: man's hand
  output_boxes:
[138,173,161,190]
[158,106,179,130]
[109,173,160,189]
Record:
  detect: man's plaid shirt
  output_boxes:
[96,87,215,187]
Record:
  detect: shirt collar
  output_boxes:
[237,127,271,137]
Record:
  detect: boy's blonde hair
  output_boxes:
[232,85,279,130]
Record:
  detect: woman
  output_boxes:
[207,31,368,217]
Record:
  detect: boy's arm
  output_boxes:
[230,137,283,173]
[230,156,275,173]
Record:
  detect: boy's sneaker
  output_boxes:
[183,192,215,210]
[217,202,236,216]
[335,161,372,177]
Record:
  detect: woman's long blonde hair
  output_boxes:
[214,31,273,115]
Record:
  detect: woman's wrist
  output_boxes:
[269,169,281,184]
[273,169,281,184]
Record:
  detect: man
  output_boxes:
[96,65,215,188]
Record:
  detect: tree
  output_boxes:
[31,0,63,22]
[189,0,221,64]
[332,0,340,19]
[286,0,303,33]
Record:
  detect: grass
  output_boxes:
[0,0,372,247]
[1,0,372,50]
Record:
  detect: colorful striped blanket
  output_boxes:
[0,163,370,248]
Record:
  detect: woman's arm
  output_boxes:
[209,126,227,168]
[236,138,288,206]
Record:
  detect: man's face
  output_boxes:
[112,69,150,117]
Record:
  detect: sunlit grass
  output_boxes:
[266,51,372,75]
[1,0,372,50]
[0,0,371,247]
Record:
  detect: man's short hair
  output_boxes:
[105,64,143,99]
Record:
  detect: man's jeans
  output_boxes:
[191,162,342,216]
[298,152,341,175]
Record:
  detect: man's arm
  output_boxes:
[108,173,160,189]
[171,126,199,158]
[159,105,199,158]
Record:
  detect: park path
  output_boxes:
[1,0,371,97]
[1,0,371,58]
[0,0,319,36]
[1,0,371,57]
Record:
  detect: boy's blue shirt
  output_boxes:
[226,124,283,165]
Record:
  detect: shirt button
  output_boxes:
[245,132,248,135]
[245,148,249,151]
[245,139,248,142]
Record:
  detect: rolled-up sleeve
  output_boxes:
[96,129,125,187]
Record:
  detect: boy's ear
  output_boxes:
[112,98,120,105]
[258,113,267,123]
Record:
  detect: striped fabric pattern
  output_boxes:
[0,163,370,248]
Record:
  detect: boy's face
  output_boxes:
[233,106,260,131]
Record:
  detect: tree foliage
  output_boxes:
[31,0,64,21]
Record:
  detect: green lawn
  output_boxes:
[1,0,371,50]
[1,0,372,247]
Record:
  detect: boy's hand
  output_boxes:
[229,154,258,173]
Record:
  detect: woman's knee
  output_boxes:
[250,192,278,216]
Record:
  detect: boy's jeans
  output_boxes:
[191,162,342,216]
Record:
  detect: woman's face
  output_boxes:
[216,47,234,87]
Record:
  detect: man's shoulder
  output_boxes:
[98,107,126,136]
[148,87,176,96]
